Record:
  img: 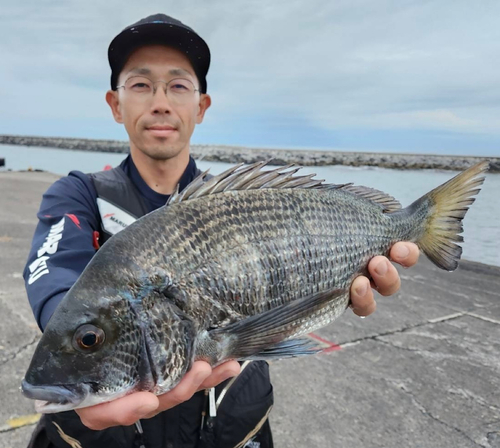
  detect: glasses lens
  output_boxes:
[167,78,195,96]
[124,76,153,93]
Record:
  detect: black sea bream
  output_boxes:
[22,161,489,413]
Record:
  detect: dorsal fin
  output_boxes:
[340,185,402,213]
[167,161,402,212]
[167,162,346,205]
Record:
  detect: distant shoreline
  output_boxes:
[1,134,498,172]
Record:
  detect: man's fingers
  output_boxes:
[79,361,241,426]
[76,392,159,430]
[389,242,420,268]
[147,361,212,417]
[350,276,376,316]
[198,360,241,390]
[368,256,401,296]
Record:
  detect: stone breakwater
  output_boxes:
[1,134,498,172]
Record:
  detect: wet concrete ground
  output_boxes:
[0,171,499,448]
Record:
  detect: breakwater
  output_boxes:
[1,134,498,172]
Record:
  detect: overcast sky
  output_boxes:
[1,0,500,155]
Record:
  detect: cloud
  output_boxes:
[1,0,500,153]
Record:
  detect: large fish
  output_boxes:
[22,161,488,413]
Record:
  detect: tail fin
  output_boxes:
[414,161,489,271]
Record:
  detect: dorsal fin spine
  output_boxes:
[167,161,401,209]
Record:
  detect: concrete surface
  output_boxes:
[0,171,499,448]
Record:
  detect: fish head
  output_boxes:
[22,289,154,413]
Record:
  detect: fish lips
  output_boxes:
[21,379,88,411]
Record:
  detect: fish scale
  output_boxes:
[158,190,399,309]
[118,188,409,356]
[21,161,489,412]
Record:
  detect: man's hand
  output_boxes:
[76,360,240,430]
[349,242,420,317]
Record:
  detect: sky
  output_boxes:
[1,0,500,156]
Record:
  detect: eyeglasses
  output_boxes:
[116,76,200,105]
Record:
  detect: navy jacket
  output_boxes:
[23,155,198,331]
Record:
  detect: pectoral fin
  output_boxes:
[245,338,324,359]
[195,288,348,364]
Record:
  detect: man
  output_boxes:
[24,13,420,448]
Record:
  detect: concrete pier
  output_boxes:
[0,171,499,448]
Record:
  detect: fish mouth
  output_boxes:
[21,379,88,413]
[22,379,137,413]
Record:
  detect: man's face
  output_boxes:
[106,45,211,161]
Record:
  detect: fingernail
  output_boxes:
[375,260,388,276]
[355,282,368,297]
[394,244,409,259]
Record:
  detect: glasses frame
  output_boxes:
[116,76,200,100]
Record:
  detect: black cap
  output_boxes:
[108,14,210,93]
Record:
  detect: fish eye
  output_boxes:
[73,325,105,352]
